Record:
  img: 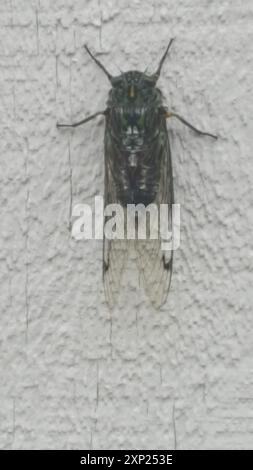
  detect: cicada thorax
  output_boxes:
[106,71,164,207]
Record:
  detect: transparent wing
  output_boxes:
[103,128,129,309]
[135,120,174,308]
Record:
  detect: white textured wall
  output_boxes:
[0,0,252,450]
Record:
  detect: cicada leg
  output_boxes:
[57,110,106,128]
[166,112,217,139]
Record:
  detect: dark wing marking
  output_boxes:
[135,119,174,308]
[103,125,129,308]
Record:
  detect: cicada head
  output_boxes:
[109,71,157,107]
[84,41,174,131]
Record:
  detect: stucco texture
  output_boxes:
[0,0,252,450]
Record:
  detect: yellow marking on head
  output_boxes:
[129,85,135,98]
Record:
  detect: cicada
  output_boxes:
[57,39,217,308]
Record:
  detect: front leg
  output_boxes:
[57,110,106,128]
[165,111,217,139]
